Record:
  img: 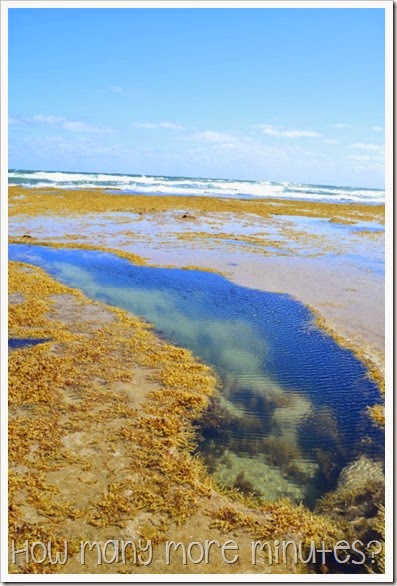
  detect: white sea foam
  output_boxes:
[8,170,385,204]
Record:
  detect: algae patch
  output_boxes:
[9,186,384,225]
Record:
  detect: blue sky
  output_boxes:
[9,7,385,187]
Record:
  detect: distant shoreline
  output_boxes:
[8,169,385,204]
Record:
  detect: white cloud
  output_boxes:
[62,121,106,133]
[133,121,184,130]
[32,114,65,124]
[348,143,382,151]
[255,125,321,138]
[11,113,109,134]
[189,130,236,143]
[346,155,371,161]
[372,126,384,132]
[9,114,109,134]
[323,138,339,144]
[331,123,351,129]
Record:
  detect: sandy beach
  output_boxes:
[8,186,385,574]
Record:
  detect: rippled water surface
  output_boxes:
[9,244,384,505]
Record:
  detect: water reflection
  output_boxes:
[9,244,384,505]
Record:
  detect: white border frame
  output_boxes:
[1,1,393,582]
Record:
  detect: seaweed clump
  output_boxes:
[9,185,385,225]
[8,261,218,573]
[315,457,385,572]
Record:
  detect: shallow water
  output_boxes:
[8,337,50,350]
[9,244,384,505]
[9,210,384,278]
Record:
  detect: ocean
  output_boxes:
[8,169,385,204]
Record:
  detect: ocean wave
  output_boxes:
[8,169,385,204]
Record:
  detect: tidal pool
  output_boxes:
[9,244,384,505]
